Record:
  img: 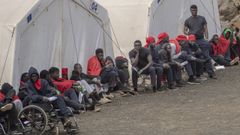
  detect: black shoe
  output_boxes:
[176,81,185,87]
[209,74,217,79]
[86,104,95,111]
[168,84,177,90]
[187,78,201,85]
[66,124,78,134]
[153,87,157,93]
[72,110,81,114]
[134,88,138,92]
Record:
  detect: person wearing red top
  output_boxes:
[49,67,95,111]
[87,48,105,78]
[210,34,235,66]
[0,83,22,112]
[0,83,22,134]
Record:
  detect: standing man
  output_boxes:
[129,40,159,92]
[184,4,217,79]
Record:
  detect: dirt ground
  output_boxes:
[75,66,240,135]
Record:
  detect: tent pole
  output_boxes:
[0,27,15,84]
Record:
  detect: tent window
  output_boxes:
[27,14,32,23]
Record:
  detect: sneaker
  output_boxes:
[196,76,208,81]
[63,119,72,127]
[157,87,165,92]
[168,84,177,90]
[230,57,239,65]
[98,97,112,105]
[66,125,78,134]
[10,129,23,135]
[176,81,185,87]
[187,78,201,85]
[86,104,95,111]
[153,87,157,93]
[94,107,101,112]
[104,93,114,99]
[209,74,217,79]
[0,103,13,112]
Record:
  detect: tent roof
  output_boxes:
[96,0,152,7]
[0,0,38,26]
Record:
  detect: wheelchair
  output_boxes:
[0,115,10,135]
[18,102,79,135]
[0,108,25,135]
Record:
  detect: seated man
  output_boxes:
[115,56,130,86]
[0,101,20,134]
[145,36,163,90]
[87,48,116,97]
[158,43,184,89]
[87,48,105,79]
[71,63,111,105]
[0,83,22,112]
[18,73,30,107]
[175,35,204,84]
[0,83,23,134]
[26,67,77,131]
[129,40,159,92]
[48,67,93,111]
[188,34,207,81]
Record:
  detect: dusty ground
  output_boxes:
[74,66,240,135]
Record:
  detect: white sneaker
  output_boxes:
[104,93,115,99]
[98,97,112,104]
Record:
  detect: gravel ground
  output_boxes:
[69,66,240,135]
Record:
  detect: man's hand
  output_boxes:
[163,63,170,69]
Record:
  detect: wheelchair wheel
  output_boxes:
[18,105,48,135]
[0,117,10,135]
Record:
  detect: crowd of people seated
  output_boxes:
[0,4,240,134]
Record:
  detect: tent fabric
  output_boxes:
[0,0,113,89]
[96,0,153,57]
[148,0,221,39]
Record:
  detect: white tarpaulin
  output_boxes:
[148,0,221,38]
[96,0,221,57]
[96,0,152,57]
[0,0,113,88]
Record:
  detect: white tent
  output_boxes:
[148,0,221,39]
[0,0,113,88]
[96,0,152,57]
[96,0,221,57]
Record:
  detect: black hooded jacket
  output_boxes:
[26,67,55,102]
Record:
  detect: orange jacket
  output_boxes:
[87,56,102,77]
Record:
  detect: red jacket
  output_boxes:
[87,56,102,76]
[170,39,181,54]
[0,91,19,102]
[52,78,75,93]
[211,35,230,56]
